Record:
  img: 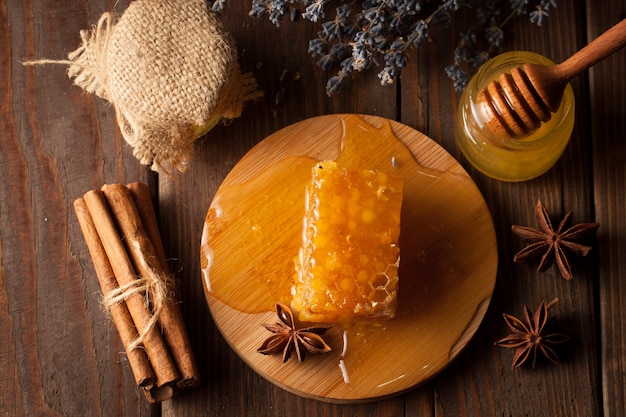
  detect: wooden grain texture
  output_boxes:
[588,4,626,417]
[433,4,602,416]
[1,0,155,415]
[159,3,405,416]
[199,115,496,402]
[480,18,626,138]
[2,0,625,416]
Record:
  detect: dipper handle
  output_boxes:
[555,18,626,80]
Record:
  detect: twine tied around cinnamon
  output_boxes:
[102,240,169,352]
[75,183,200,399]
[26,0,262,173]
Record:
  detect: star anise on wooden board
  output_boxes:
[257,303,332,362]
[495,298,569,370]
[512,199,599,280]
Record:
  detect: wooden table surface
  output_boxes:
[2,1,625,416]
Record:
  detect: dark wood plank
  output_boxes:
[3,0,624,416]
[420,2,602,416]
[399,10,463,417]
[589,3,626,417]
[158,3,405,417]
[1,0,154,415]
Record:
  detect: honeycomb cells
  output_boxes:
[292,160,403,323]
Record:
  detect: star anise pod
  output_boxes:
[257,303,331,362]
[495,298,569,370]
[512,199,599,280]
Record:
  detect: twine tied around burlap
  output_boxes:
[26,0,262,173]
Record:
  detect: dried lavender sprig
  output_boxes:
[211,0,558,94]
[446,0,559,91]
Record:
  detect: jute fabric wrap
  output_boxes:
[63,0,261,172]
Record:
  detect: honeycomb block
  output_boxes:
[292,160,403,323]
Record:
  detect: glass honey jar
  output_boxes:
[456,51,575,182]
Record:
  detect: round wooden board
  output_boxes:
[200,114,497,403]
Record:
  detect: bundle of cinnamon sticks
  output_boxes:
[74,182,200,402]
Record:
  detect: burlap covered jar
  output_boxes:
[39,0,261,172]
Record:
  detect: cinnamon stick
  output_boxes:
[103,183,200,388]
[126,182,201,387]
[143,384,175,403]
[82,189,180,387]
[74,198,156,389]
[126,182,167,266]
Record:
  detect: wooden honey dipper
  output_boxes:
[479,18,626,138]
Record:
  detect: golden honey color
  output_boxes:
[199,115,498,400]
[292,160,403,323]
[456,51,575,182]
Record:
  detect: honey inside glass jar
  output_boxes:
[456,51,575,182]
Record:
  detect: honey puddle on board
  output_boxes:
[200,116,490,392]
[201,115,481,318]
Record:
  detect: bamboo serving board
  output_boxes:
[200,114,497,403]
